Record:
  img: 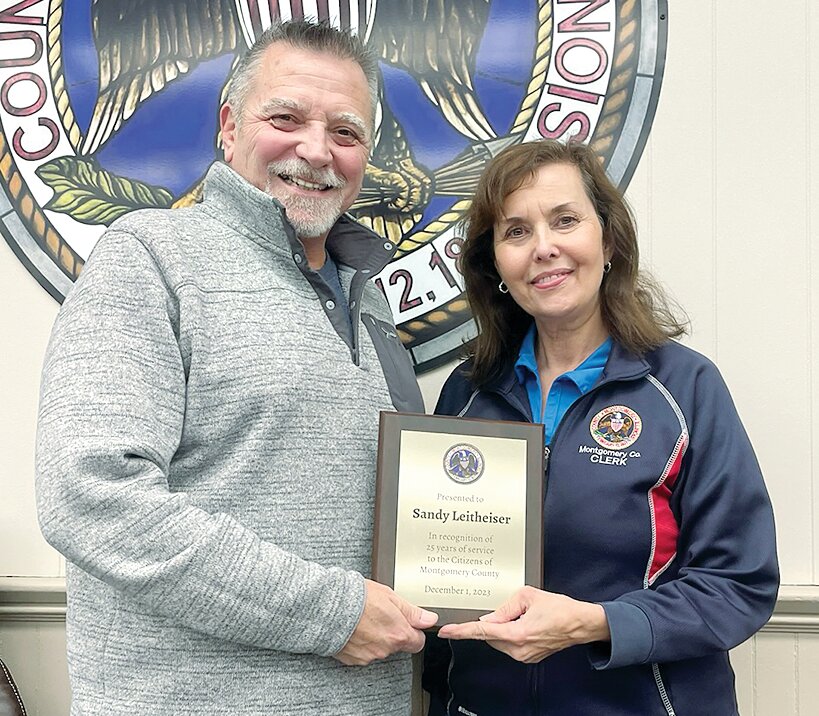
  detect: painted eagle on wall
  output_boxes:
[77,0,499,242]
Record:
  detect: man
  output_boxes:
[36,20,435,716]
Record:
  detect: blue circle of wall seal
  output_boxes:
[0,0,667,372]
[444,443,484,485]
[590,405,642,450]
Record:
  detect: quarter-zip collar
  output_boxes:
[200,161,397,362]
[200,161,395,274]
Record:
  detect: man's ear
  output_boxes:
[220,104,237,164]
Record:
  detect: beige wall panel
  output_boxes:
[753,632,798,716]
[796,634,819,711]
[711,2,812,584]
[0,243,60,577]
[809,1,819,585]
[0,620,70,716]
[2,617,812,716]
[731,637,756,716]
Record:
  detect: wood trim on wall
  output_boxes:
[0,578,65,622]
[764,585,819,634]
[2,579,819,632]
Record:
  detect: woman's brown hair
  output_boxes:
[461,139,687,386]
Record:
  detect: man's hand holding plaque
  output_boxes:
[336,579,439,665]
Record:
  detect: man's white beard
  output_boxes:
[265,159,347,239]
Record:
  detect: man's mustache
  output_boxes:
[266,159,346,189]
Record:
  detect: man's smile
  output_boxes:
[278,173,333,192]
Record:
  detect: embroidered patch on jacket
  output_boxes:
[443,444,484,484]
[590,406,642,450]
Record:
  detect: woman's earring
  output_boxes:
[498,280,509,294]
[603,261,612,274]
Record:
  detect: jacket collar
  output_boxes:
[201,161,395,273]
[599,340,652,384]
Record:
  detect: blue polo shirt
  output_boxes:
[514,323,612,444]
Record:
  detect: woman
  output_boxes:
[423,140,778,715]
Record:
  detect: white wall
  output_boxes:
[0,246,59,578]
[2,1,819,714]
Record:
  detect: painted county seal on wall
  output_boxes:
[0,0,667,371]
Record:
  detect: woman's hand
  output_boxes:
[437,586,610,663]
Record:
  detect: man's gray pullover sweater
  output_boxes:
[36,162,424,715]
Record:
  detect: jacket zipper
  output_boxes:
[652,663,676,716]
[462,365,658,715]
[502,370,655,715]
[541,377,678,716]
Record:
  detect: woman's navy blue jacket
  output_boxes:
[424,339,778,716]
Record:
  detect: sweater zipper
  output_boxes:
[348,276,366,366]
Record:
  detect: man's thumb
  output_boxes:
[401,600,438,628]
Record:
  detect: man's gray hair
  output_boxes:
[225,19,379,130]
